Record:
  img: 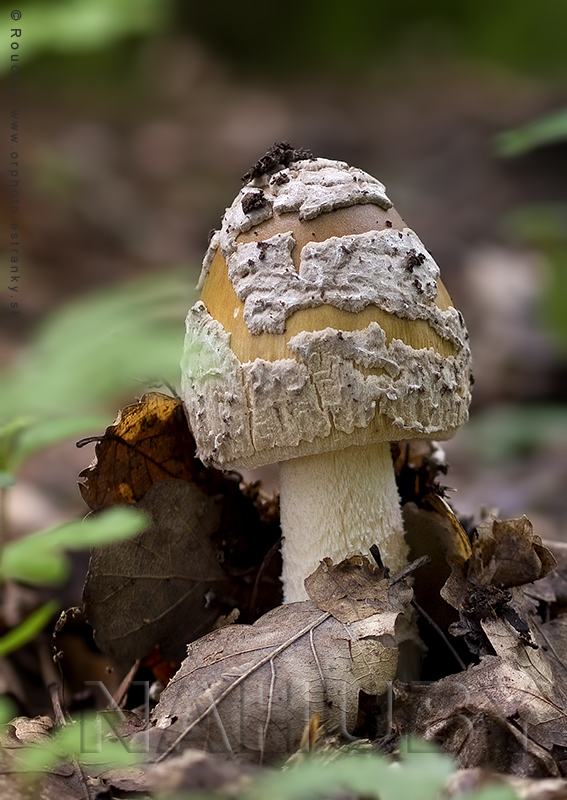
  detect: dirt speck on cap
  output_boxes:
[242,142,314,183]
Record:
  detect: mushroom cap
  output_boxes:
[181,153,472,470]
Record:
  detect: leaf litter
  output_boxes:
[141,556,412,765]
[80,392,282,665]
[8,395,567,797]
[79,411,567,790]
[394,513,567,779]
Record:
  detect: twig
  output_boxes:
[48,682,70,726]
[369,544,466,671]
[389,555,431,584]
[113,659,141,709]
[410,598,467,671]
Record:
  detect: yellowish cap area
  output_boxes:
[200,204,456,365]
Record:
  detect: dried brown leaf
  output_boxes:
[79,392,215,510]
[526,540,567,607]
[395,579,567,779]
[81,394,283,663]
[143,556,411,764]
[0,718,88,800]
[144,749,262,796]
[83,480,243,663]
[304,555,391,623]
[470,517,556,590]
[403,498,472,637]
[394,654,562,777]
[439,515,557,657]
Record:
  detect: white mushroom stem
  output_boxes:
[279,440,409,603]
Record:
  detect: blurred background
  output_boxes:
[1,0,567,548]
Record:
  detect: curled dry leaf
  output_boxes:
[395,524,567,780]
[394,647,566,778]
[79,392,215,509]
[392,441,474,655]
[469,516,556,590]
[440,515,556,656]
[526,540,567,608]
[143,556,412,764]
[403,496,472,637]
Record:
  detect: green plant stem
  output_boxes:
[0,486,9,560]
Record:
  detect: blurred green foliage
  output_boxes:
[9,711,142,778]
[0,270,186,659]
[1,507,148,586]
[1,0,168,71]
[0,268,191,478]
[507,204,567,356]
[184,0,567,76]
[464,405,567,464]
[496,109,567,157]
[496,110,567,357]
[246,741,515,800]
[3,0,567,77]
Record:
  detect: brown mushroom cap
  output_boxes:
[181,157,472,470]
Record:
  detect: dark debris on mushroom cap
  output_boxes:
[242,142,314,183]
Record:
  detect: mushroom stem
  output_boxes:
[279,440,408,603]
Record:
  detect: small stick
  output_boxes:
[49,682,70,726]
[410,599,467,671]
[369,545,466,671]
[389,555,431,584]
[113,659,141,709]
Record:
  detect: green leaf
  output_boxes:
[496,108,567,157]
[10,415,111,469]
[0,269,193,424]
[380,740,455,800]
[0,600,60,657]
[1,508,148,586]
[0,417,36,473]
[55,714,143,767]
[13,713,142,779]
[248,746,454,800]
[0,696,17,725]
[0,0,170,72]
[1,545,69,586]
[29,507,149,550]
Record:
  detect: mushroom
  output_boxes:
[181,144,472,603]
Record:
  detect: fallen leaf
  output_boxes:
[78,392,216,509]
[439,515,556,656]
[526,540,567,607]
[81,395,283,664]
[470,517,556,590]
[143,557,412,764]
[0,717,86,800]
[403,499,471,637]
[144,748,262,796]
[304,555,391,624]
[393,654,561,778]
[83,480,244,663]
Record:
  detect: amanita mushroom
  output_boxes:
[181,144,472,602]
